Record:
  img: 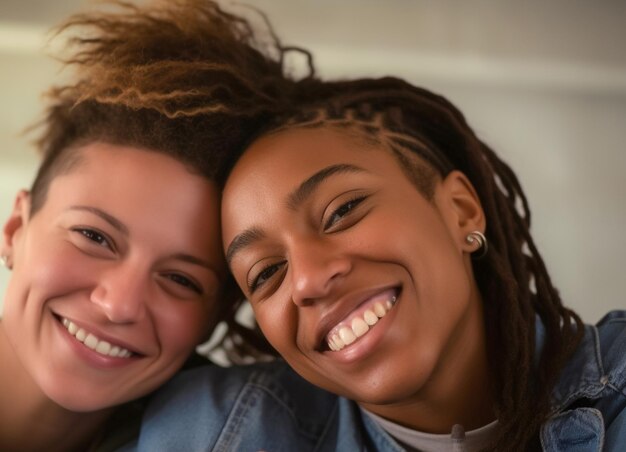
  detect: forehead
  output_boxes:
[222,127,413,239]
[68,142,186,177]
[228,126,389,189]
[45,142,220,221]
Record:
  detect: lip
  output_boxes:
[323,290,401,364]
[52,311,144,368]
[314,284,401,352]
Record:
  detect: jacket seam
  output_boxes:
[211,373,260,452]
[246,381,323,441]
[312,401,340,452]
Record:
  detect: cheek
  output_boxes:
[253,301,298,355]
[5,244,94,317]
[390,205,462,269]
[153,302,213,355]
[376,210,472,308]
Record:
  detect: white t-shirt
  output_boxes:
[362,408,498,452]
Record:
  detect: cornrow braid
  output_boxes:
[232,76,584,450]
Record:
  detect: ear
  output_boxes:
[436,171,486,254]
[2,190,31,268]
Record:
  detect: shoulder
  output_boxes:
[545,310,626,451]
[552,310,626,402]
[595,310,626,377]
[588,310,626,396]
[130,360,343,451]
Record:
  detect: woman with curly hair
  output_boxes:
[0,1,288,450]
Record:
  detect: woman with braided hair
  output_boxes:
[131,72,625,450]
[215,78,626,450]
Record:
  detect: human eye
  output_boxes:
[248,260,286,293]
[164,273,203,295]
[323,194,367,231]
[72,227,115,251]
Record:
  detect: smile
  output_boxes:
[60,317,133,358]
[326,289,398,352]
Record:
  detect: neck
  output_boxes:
[0,322,113,452]
[360,289,495,434]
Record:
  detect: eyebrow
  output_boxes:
[170,253,222,275]
[70,206,221,274]
[225,163,366,265]
[68,205,128,235]
[225,227,265,265]
[286,163,365,210]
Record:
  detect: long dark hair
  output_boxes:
[222,76,585,450]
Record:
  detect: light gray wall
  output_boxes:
[1,0,625,321]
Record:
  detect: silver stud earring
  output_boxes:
[0,254,9,269]
[465,231,488,259]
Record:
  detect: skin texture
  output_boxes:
[222,126,495,432]
[0,142,226,449]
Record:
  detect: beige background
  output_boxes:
[1,0,625,322]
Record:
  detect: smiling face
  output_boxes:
[223,126,490,419]
[1,142,226,411]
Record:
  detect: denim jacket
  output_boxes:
[124,310,626,451]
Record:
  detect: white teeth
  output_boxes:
[62,318,79,335]
[363,309,378,326]
[84,334,98,350]
[95,341,111,355]
[374,302,386,318]
[339,327,357,345]
[60,318,132,358]
[351,318,369,337]
[327,294,398,352]
[327,296,396,352]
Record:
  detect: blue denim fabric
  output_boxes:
[540,310,626,451]
[123,311,626,451]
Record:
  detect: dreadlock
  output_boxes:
[221,76,585,450]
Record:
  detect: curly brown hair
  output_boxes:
[30,0,293,215]
[25,0,298,350]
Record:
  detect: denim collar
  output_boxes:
[548,322,606,412]
[538,312,626,451]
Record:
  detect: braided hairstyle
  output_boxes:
[222,76,585,450]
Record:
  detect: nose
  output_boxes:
[290,240,351,306]
[90,265,148,323]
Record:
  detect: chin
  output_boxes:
[346,380,427,406]
[41,380,123,413]
[331,358,439,406]
[51,393,111,413]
